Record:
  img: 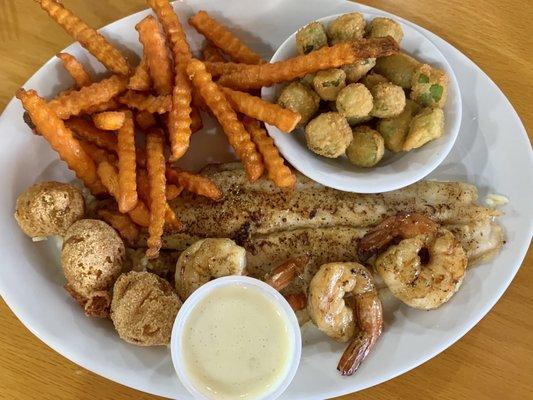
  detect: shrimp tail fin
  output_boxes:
[337,332,371,376]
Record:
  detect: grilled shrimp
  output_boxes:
[175,238,246,300]
[358,212,438,261]
[375,227,467,309]
[307,262,383,375]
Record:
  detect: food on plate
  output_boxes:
[180,283,294,399]
[243,117,296,188]
[56,52,92,88]
[35,0,130,75]
[201,42,226,62]
[175,238,246,300]
[410,63,449,108]
[305,112,353,157]
[218,36,399,90]
[221,87,302,132]
[285,292,308,311]
[48,75,128,119]
[111,271,181,346]
[127,56,152,91]
[264,258,305,291]
[377,99,419,152]
[403,106,445,151]
[342,58,376,83]
[346,114,373,126]
[17,89,104,195]
[62,219,125,317]
[359,72,388,89]
[15,181,84,238]
[97,208,139,246]
[80,140,117,164]
[83,97,121,114]
[346,126,385,167]
[92,110,126,131]
[373,52,420,89]
[135,110,157,130]
[189,10,265,65]
[277,82,320,126]
[136,16,174,96]
[299,73,316,87]
[186,58,264,181]
[296,21,328,55]
[119,91,171,114]
[66,118,118,152]
[335,83,373,119]
[146,129,168,259]
[116,111,138,213]
[369,82,406,118]
[307,262,382,375]
[312,68,347,101]
[366,17,404,44]
[326,12,365,44]
[166,167,223,201]
[375,226,467,309]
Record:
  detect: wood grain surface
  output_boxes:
[0,1,531,399]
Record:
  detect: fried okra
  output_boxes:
[366,17,404,44]
[403,106,445,151]
[327,12,366,44]
[305,112,353,158]
[336,83,373,119]
[313,68,346,101]
[296,21,328,55]
[360,72,388,90]
[277,82,320,126]
[373,53,420,89]
[342,58,376,83]
[346,126,385,167]
[377,99,420,152]
[370,82,406,118]
[410,64,449,108]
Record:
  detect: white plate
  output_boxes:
[262,13,462,193]
[0,1,532,399]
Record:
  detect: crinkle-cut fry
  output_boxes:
[147,0,194,162]
[165,184,183,200]
[202,43,226,62]
[189,11,265,65]
[147,0,191,60]
[166,167,223,201]
[57,53,92,88]
[119,90,171,114]
[92,111,126,131]
[17,89,104,195]
[65,117,117,152]
[84,97,120,114]
[190,106,203,133]
[97,208,140,246]
[243,117,296,189]
[136,16,174,95]
[117,111,138,213]
[186,59,264,181]
[79,139,117,164]
[222,87,301,132]
[48,75,128,119]
[97,161,151,227]
[218,37,400,90]
[146,129,169,258]
[135,110,157,130]
[127,56,151,91]
[204,61,251,78]
[35,0,130,75]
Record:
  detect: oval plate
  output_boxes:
[0,0,531,399]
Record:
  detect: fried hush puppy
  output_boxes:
[15,181,85,239]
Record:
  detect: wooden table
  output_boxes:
[0,0,531,399]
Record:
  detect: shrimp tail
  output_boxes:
[337,332,371,376]
[264,257,307,291]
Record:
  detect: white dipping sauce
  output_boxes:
[181,285,293,399]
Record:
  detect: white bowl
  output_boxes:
[262,12,462,193]
[171,276,302,400]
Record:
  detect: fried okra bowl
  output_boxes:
[262,12,461,193]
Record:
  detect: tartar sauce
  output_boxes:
[181,285,293,399]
